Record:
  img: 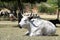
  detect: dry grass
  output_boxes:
[38,14,60,20]
[0,27,60,40]
[0,21,60,40]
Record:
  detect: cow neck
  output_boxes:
[29,18,38,28]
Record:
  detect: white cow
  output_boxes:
[19,15,56,36]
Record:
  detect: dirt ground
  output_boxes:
[0,21,60,40]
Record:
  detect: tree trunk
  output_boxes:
[17,0,23,23]
[57,9,59,20]
[17,0,23,13]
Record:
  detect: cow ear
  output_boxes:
[22,14,25,17]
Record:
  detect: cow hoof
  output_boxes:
[26,33,29,36]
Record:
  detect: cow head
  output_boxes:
[19,14,32,28]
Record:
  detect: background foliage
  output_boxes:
[38,0,58,14]
[0,0,58,13]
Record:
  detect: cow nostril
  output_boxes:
[18,24,22,28]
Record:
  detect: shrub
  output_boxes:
[38,4,56,15]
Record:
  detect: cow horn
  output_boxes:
[30,13,32,16]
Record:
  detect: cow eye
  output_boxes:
[24,20,27,21]
[24,20,27,23]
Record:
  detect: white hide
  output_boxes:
[19,16,56,36]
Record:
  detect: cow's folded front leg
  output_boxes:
[29,33,34,36]
[25,31,30,36]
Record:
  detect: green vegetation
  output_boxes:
[0,0,59,20]
[0,0,60,13]
[47,0,58,6]
[0,1,18,10]
[38,0,58,14]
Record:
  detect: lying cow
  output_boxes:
[19,15,56,36]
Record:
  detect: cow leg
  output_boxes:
[29,33,34,36]
[29,29,36,36]
[25,31,29,35]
